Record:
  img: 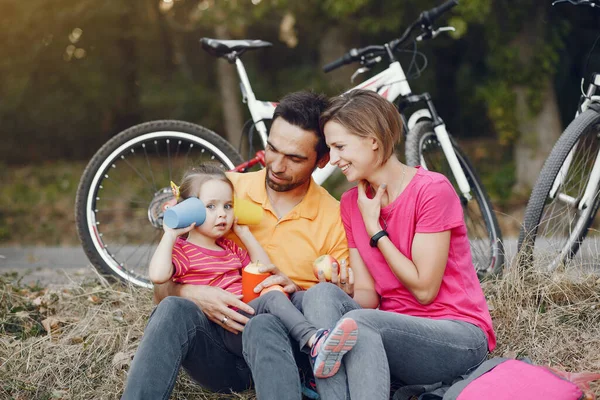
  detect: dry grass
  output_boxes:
[1,264,599,399]
[484,264,600,395]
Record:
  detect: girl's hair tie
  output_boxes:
[170,181,181,201]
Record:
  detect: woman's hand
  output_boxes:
[357,180,387,236]
[318,258,354,297]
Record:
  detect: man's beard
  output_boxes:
[266,170,308,192]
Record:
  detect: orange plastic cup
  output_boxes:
[234,196,264,225]
[242,262,270,303]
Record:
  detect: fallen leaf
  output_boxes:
[112,351,133,369]
[51,390,68,399]
[113,309,124,322]
[32,296,44,306]
[69,337,84,344]
[88,295,101,304]
[42,317,60,333]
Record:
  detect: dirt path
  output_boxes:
[0,246,94,287]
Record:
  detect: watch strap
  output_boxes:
[369,230,389,247]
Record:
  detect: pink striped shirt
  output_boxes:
[171,237,251,295]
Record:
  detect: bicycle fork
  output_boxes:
[405,94,472,200]
[549,82,600,210]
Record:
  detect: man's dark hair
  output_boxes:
[272,91,330,161]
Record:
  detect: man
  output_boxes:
[121,91,349,400]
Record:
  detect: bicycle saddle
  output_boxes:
[200,38,272,57]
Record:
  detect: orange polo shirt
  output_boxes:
[226,169,348,289]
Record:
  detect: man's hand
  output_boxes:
[253,264,301,294]
[180,285,255,334]
[318,259,354,297]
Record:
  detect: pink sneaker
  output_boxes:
[310,318,358,379]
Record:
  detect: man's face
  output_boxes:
[265,118,324,192]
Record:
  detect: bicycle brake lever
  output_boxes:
[417,26,455,41]
[552,0,595,5]
[350,56,382,83]
[351,67,371,84]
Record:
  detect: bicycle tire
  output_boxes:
[75,120,244,288]
[517,107,600,272]
[405,121,504,280]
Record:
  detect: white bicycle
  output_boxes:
[518,0,600,271]
[75,0,503,288]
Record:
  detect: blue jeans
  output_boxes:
[121,294,308,400]
[302,283,489,400]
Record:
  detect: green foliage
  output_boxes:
[457,1,568,146]
[0,162,84,245]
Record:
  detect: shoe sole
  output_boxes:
[313,318,358,379]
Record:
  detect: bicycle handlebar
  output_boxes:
[323,51,357,73]
[322,0,458,73]
[420,0,458,26]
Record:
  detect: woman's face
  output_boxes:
[324,121,378,182]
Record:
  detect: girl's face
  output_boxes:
[196,179,234,239]
[324,121,378,182]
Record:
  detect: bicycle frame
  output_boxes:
[549,76,600,210]
[235,55,473,196]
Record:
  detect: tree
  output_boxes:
[455,1,567,194]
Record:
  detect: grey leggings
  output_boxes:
[302,283,489,400]
[222,290,317,356]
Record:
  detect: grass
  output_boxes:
[0,162,86,246]
[1,262,599,399]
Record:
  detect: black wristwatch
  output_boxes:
[369,230,389,247]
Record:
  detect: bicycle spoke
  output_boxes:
[142,143,158,193]
[531,121,600,267]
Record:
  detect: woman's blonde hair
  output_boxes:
[178,164,233,202]
[320,89,402,166]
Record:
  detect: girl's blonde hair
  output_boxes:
[320,89,402,166]
[178,164,233,202]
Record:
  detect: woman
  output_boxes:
[302,89,496,399]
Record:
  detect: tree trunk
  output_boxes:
[319,27,352,91]
[114,0,141,134]
[511,7,562,193]
[214,25,245,150]
[513,81,562,193]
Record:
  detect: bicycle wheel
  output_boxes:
[518,107,600,272]
[405,121,504,280]
[75,120,244,288]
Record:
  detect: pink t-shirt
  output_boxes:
[171,237,251,296]
[341,167,496,351]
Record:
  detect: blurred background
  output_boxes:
[1,0,599,246]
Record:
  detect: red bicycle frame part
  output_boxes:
[231,150,266,172]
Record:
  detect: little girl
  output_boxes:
[149,164,358,379]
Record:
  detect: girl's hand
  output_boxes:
[163,222,196,238]
[232,219,251,238]
[357,180,387,236]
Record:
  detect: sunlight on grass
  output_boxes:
[1,258,599,399]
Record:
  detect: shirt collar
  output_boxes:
[247,169,319,220]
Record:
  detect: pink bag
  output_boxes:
[456,359,597,400]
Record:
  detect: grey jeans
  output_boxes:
[302,283,489,400]
[121,292,309,400]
